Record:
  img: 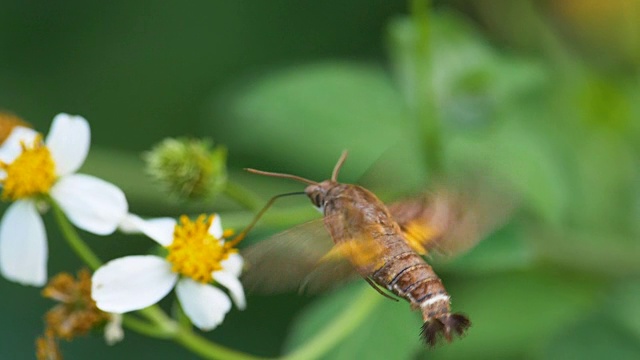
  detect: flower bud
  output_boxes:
[144,138,227,200]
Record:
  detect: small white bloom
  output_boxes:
[0,114,128,286]
[93,213,245,331]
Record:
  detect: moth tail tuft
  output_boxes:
[420,313,471,347]
[420,318,444,347]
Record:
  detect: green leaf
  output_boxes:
[208,62,414,181]
[564,132,638,232]
[533,227,640,275]
[606,279,640,341]
[417,270,603,360]
[388,11,546,133]
[284,282,422,360]
[540,315,640,360]
[448,119,570,223]
[437,222,534,275]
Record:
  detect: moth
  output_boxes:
[238,151,507,346]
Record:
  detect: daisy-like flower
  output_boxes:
[0,113,128,286]
[92,213,245,331]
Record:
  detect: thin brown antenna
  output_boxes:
[245,168,317,185]
[331,150,349,182]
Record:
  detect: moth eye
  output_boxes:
[314,194,322,207]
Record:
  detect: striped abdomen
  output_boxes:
[373,251,450,320]
[372,250,470,346]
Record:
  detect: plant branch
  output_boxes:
[50,200,102,270]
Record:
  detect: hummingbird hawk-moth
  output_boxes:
[238,151,506,346]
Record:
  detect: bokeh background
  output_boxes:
[1,1,640,359]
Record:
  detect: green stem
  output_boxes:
[136,305,264,360]
[410,0,430,58]
[173,300,193,330]
[174,328,267,360]
[137,305,178,335]
[409,0,443,175]
[224,181,264,211]
[50,200,102,270]
[122,314,173,338]
[282,286,382,360]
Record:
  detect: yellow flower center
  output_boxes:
[166,214,235,283]
[0,135,57,201]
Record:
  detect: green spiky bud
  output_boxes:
[143,138,227,200]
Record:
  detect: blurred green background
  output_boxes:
[1,0,640,359]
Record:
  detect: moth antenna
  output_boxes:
[226,191,306,247]
[331,150,349,182]
[245,168,317,185]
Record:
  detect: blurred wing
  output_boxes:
[322,202,389,275]
[240,218,357,294]
[389,184,515,257]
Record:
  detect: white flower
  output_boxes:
[92,213,245,331]
[0,114,128,286]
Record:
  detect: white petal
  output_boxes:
[220,253,244,278]
[176,278,231,331]
[104,313,124,345]
[208,213,223,239]
[118,213,176,246]
[0,126,39,164]
[213,270,246,310]
[45,113,90,176]
[0,200,47,286]
[92,255,178,313]
[50,174,128,235]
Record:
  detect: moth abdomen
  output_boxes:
[371,243,470,346]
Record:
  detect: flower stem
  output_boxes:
[224,181,264,211]
[174,327,268,360]
[282,286,381,360]
[137,305,178,336]
[50,200,102,270]
[122,314,173,338]
[135,305,265,360]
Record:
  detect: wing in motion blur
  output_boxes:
[241,218,356,294]
[389,183,515,257]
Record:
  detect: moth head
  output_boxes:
[245,150,349,214]
[304,180,334,212]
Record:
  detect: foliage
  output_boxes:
[1,1,639,359]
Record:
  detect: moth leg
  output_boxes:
[363,277,399,302]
